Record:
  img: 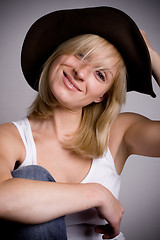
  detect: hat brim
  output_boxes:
[21,6,156,97]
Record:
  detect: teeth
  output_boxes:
[69,81,74,87]
[64,72,74,87]
[66,77,73,86]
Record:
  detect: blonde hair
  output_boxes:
[29,34,127,158]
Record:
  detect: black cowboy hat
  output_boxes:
[21,6,156,97]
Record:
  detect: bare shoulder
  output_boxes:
[109,112,150,174]
[109,113,133,155]
[0,123,25,177]
[116,111,148,122]
[110,112,150,144]
[109,112,148,156]
[119,112,160,157]
[112,112,149,131]
[0,122,17,134]
[0,122,21,144]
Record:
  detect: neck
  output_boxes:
[29,106,82,141]
[51,106,82,140]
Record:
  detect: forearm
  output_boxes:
[149,48,160,86]
[141,30,160,86]
[0,178,101,224]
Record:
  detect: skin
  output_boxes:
[0,32,160,239]
[48,52,116,111]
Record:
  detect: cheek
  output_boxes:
[48,62,62,92]
[87,81,108,99]
[48,72,56,93]
[48,61,58,81]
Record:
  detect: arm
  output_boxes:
[123,113,160,158]
[0,123,123,238]
[123,32,160,157]
[141,30,160,86]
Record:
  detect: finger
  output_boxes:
[95,224,114,234]
[95,224,120,239]
[95,225,108,234]
[102,230,120,239]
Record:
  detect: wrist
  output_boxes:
[85,183,106,208]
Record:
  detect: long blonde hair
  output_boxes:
[29,34,127,158]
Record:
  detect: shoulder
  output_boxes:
[0,122,21,143]
[110,112,150,142]
[116,111,146,122]
[109,112,147,156]
[112,112,148,131]
[109,112,149,174]
[0,122,25,172]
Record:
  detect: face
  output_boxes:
[48,51,118,111]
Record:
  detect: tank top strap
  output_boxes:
[12,117,37,168]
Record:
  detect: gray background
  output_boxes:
[0,0,160,239]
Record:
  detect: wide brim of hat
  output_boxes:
[21,6,156,97]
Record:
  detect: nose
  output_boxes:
[73,62,91,81]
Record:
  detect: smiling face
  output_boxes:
[48,44,122,111]
[37,34,126,115]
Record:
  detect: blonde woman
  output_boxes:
[0,7,159,240]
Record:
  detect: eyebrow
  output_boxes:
[95,66,114,78]
[76,49,114,78]
[82,47,96,60]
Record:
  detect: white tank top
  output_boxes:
[12,117,125,240]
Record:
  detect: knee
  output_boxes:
[1,217,67,240]
[11,165,55,182]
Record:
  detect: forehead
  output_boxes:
[76,44,121,72]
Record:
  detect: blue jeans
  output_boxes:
[0,165,67,240]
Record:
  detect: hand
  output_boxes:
[95,185,124,239]
[95,224,120,239]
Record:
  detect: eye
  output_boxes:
[96,71,106,81]
[75,52,84,59]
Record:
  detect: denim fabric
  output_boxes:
[0,165,67,240]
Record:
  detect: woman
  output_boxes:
[0,6,159,240]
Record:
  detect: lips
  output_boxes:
[63,71,81,92]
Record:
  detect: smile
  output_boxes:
[63,71,81,92]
